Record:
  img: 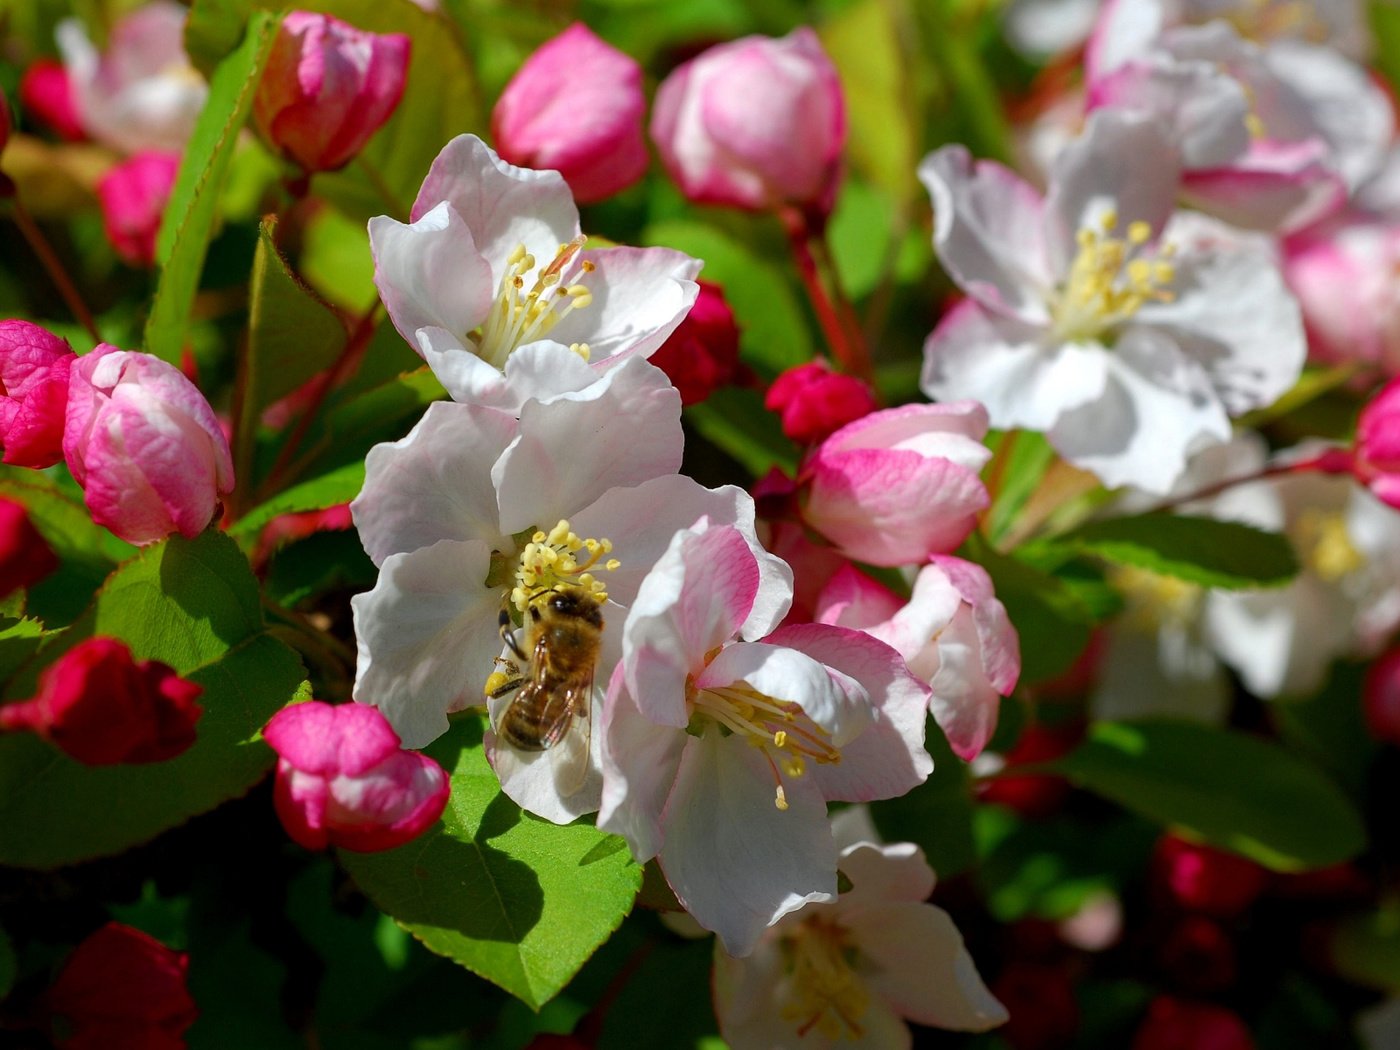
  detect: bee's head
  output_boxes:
[533,587,604,627]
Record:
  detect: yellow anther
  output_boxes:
[774,730,789,748]
[1101,209,1119,231]
[1128,220,1151,244]
[470,240,597,369]
[775,785,789,811]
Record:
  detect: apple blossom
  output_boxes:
[19,58,84,141]
[45,923,197,1050]
[491,23,647,203]
[647,279,744,406]
[0,497,58,596]
[711,808,1006,1046]
[802,402,993,566]
[64,345,235,546]
[650,28,846,218]
[56,0,206,155]
[253,12,410,174]
[920,111,1306,493]
[96,151,180,267]
[369,134,699,410]
[598,522,932,955]
[765,359,877,445]
[263,700,450,852]
[0,319,76,468]
[0,637,203,765]
[815,556,1020,760]
[350,357,789,824]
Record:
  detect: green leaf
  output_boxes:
[1046,513,1299,590]
[870,718,976,877]
[341,717,642,1010]
[235,218,347,489]
[1330,903,1400,994]
[684,387,799,479]
[288,367,445,480]
[0,633,304,869]
[1052,719,1367,871]
[231,461,365,539]
[145,10,281,363]
[0,617,48,693]
[643,219,813,375]
[983,431,1057,547]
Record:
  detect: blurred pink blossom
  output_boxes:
[263,700,450,852]
[0,319,76,468]
[18,58,85,141]
[1354,377,1400,508]
[254,11,410,174]
[96,151,180,267]
[765,359,876,445]
[491,23,647,203]
[0,497,58,597]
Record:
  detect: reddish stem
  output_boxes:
[779,206,873,384]
[7,193,102,344]
[1146,448,1354,514]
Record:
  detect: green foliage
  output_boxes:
[983,431,1057,547]
[684,388,799,480]
[1330,903,1400,995]
[871,717,977,877]
[0,533,306,868]
[1053,719,1367,871]
[232,461,366,539]
[341,717,643,1010]
[146,11,282,362]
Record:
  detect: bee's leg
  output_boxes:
[499,607,527,661]
[485,672,524,700]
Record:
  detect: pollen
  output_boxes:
[1296,509,1365,582]
[471,236,595,369]
[511,518,619,613]
[1049,211,1177,343]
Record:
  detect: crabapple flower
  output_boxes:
[97,151,180,267]
[19,58,84,141]
[765,359,877,445]
[56,1,206,155]
[920,111,1306,493]
[491,24,647,203]
[802,402,993,566]
[651,28,846,218]
[598,522,932,955]
[45,923,197,1050]
[0,637,203,765]
[647,279,743,406]
[253,12,410,174]
[1353,377,1400,508]
[0,319,76,468]
[815,557,1020,760]
[0,497,58,596]
[64,345,235,546]
[370,134,699,410]
[350,358,789,823]
[712,808,1006,1046]
[263,700,450,852]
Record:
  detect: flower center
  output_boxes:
[689,680,841,811]
[779,915,870,1041]
[1111,565,1204,631]
[510,519,619,615]
[1223,0,1329,45]
[472,237,596,369]
[1295,509,1364,582]
[1050,210,1177,343]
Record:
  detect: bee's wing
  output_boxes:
[549,678,594,799]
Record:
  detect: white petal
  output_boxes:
[597,670,688,861]
[486,706,602,825]
[701,641,872,746]
[839,840,936,903]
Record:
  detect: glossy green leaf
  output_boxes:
[146,11,281,362]
[684,387,799,479]
[1331,903,1400,994]
[1047,513,1299,590]
[341,718,643,1010]
[231,461,365,539]
[1052,719,1367,871]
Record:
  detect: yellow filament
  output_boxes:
[511,519,618,613]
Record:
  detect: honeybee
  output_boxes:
[488,588,604,797]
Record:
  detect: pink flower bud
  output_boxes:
[253,12,410,174]
[96,151,180,267]
[19,58,85,141]
[491,23,647,204]
[647,280,743,405]
[0,319,76,468]
[1131,997,1254,1050]
[63,345,235,546]
[1364,647,1400,746]
[651,27,846,216]
[1355,377,1400,507]
[0,497,58,596]
[0,637,203,765]
[765,358,876,444]
[1154,834,1268,917]
[263,701,450,852]
[46,923,197,1050]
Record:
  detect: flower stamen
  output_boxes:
[472,238,596,368]
[780,915,869,1040]
[1050,209,1177,343]
[510,518,619,614]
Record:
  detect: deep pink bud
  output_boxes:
[63,345,235,546]
[491,23,647,204]
[1364,647,1400,746]
[651,28,846,216]
[0,497,58,596]
[96,151,180,267]
[0,637,203,765]
[1355,377,1400,507]
[46,922,198,1050]
[647,280,743,405]
[19,58,85,141]
[1154,835,1268,917]
[263,701,451,852]
[1131,997,1254,1050]
[765,359,876,444]
[0,319,76,468]
[253,12,410,174]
